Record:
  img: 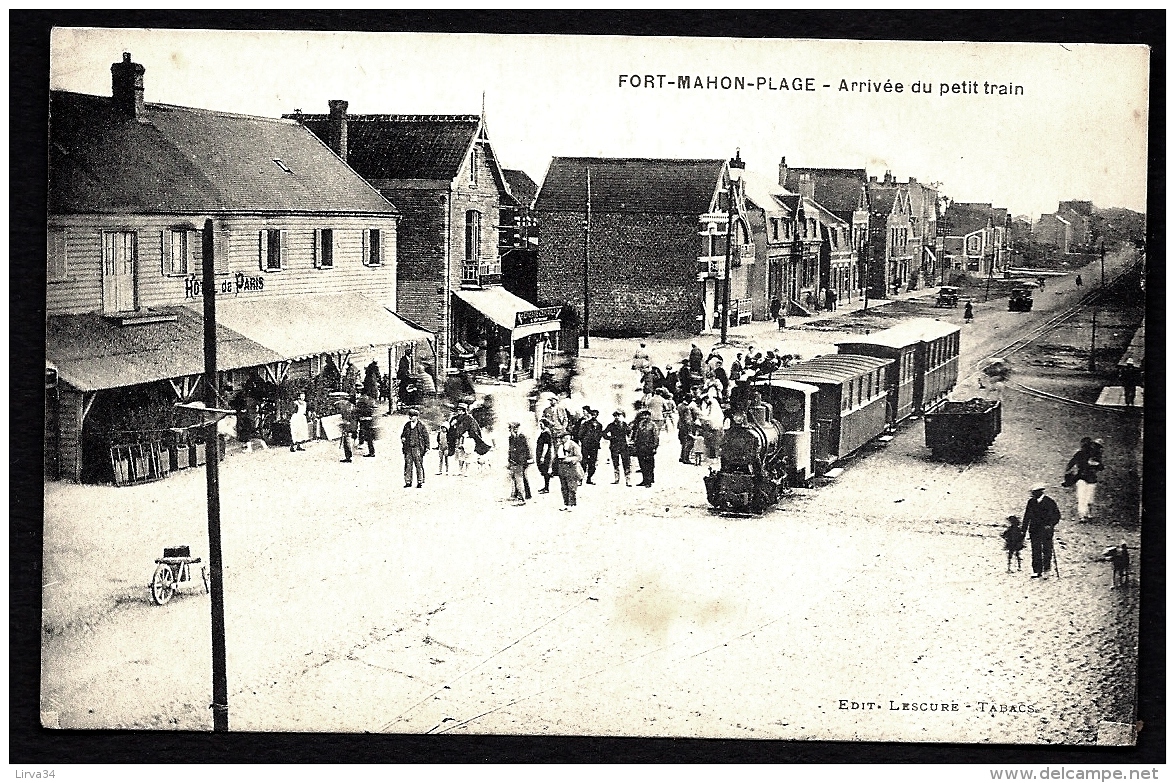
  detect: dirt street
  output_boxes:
[40,252,1143,743]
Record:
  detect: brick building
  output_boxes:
[534,157,752,336]
[47,55,425,483]
[778,159,871,301]
[289,105,560,376]
[866,174,916,296]
[942,202,1010,276]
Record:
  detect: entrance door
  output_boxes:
[103,231,137,313]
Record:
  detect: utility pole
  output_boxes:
[583,167,591,349]
[719,149,745,345]
[202,219,229,732]
[720,188,734,345]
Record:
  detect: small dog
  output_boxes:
[1101,541,1130,587]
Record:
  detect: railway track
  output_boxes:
[965,256,1143,382]
[925,255,1143,499]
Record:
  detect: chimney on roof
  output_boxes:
[327,100,349,162]
[908,177,917,184]
[778,156,788,188]
[111,52,145,119]
[869,175,878,184]
[883,170,893,184]
[798,173,815,200]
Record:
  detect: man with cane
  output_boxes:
[1023,483,1061,579]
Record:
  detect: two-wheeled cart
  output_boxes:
[149,546,209,605]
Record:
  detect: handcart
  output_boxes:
[149,545,208,605]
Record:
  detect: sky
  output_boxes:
[49,28,1151,219]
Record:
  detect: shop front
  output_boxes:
[45,307,285,484]
[452,288,561,382]
[46,293,432,484]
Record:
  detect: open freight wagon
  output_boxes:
[924,398,1002,461]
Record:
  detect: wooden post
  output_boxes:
[202,218,229,732]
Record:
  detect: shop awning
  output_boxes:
[46,307,284,392]
[452,288,561,339]
[206,293,433,361]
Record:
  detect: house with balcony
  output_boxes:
[289,105,560,376]
[779,159,871,304]
[534,157,752,336]
[47,54,427,483]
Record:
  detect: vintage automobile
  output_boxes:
[1008,286,1034,312]
[935,286,961,308]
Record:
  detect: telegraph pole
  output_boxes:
[583,167,591,349]
[202,219,229,732]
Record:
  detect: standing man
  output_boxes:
[506,422,532,505]
[577,408,604,485]
[1023,483,1061,579]
[631,342,652,377]
[335,393,356,463]
[556,432,584,511]
[1118,358,1142,407]
[677,396,698,464]
[355,385,378,457]
[689,343,704,376]
[601,410,633,486]
[400,408,430,488]
[540,395,569,437]
[1066,437,1105,521]
[730,353,743,385]
[642,388,668,433]
[631,408,660,487]
[535,420,555,494]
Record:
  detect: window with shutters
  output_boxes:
[363,228,383,267]
[314,228,334,269]
[259,229,286,271]
[47,229,68,282]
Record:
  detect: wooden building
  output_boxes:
[46,54,427,483]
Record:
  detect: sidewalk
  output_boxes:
[722,285,939,345]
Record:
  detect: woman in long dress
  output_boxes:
[289,392,310,452]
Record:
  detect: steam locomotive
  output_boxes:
[704,319,961,514]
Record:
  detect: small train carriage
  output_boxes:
[760,355,893,472]
[836,318,961,416]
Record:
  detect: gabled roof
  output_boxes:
[503,168,539,208]
[291,113,483,181]
[801,196,848,227]
[782,168,867,215]
[49,91,397,215]
[535,157,726,214]
[942,203,995,235]
[742,171,796,217]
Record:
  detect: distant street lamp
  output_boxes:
[720,148,745,346]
